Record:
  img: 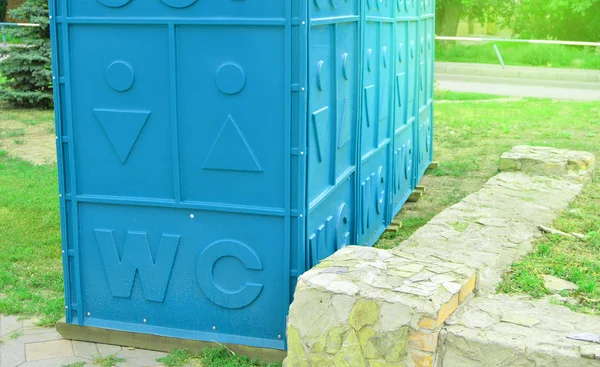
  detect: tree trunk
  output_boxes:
[437,0,463,36]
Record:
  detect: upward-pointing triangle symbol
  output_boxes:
[203,115,262,172]
[94,109,151,164]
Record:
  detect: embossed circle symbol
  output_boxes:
[341,53,349,80]
[161,0,197,8]
[215,63,246,95]
[97,0,131,7]
[317,61,325,91]
[106,61,135,92]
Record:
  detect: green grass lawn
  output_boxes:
[433,88,503,101]
[436,41,600,70]
[157,348,281,367]
[497,181,600,315]
[0,151,63,325]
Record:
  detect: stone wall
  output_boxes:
[285,146,595,367]
[286,247,477,367]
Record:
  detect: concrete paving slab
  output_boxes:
[72,340,99,359]
[97,343,123,356]
[0,340,26,367]
[0,315,23,338]
[20,355,89,367]
[25,339,74,361]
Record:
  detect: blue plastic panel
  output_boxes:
[415,2,434,182]
[306,1,359,267]
[79,204,286,348]
[390,17,415,217]
[176,26,286,208]
[358,13,394,247]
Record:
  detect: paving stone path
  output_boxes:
[0,315,167,367]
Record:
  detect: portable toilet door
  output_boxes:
[416,0,435,182]
[390,0,418,218]
[356,0,395,247]
[304,0,360,269]
[50,0,300,351]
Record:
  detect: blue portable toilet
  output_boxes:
[50,0,434,352]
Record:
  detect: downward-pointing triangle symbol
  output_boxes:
[94,109,151,164]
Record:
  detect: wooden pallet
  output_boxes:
[385,217,404,233]
[427,161,439,170]
[408,186,426,203]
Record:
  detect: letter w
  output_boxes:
[94,230,180,302]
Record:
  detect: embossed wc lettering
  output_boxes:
[307,203,351,267]
[361,166,385,235]
[94,230,180,302]
[95,231,265,309]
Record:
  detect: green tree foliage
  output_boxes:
[0,0,8,22]
[436,0,600,41]
[436,0,516,36]
[0,0,53,108]
[512,0,600,41]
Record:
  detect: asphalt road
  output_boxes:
[436,74,600,101]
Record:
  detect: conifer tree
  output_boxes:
[0,0,52,108]
[0,0,8,22]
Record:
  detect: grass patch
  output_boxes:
[92,354,125,367]
[376,99,600,252]
[0,128,25,138]
[157,349,194,367]
[436,41,600,70]
[157,348,282,367]
[497,182,600,315]
[9,330,23,339]
[0,108,54,126]
[0,153,63,325]
[62,362,86,367]
[434,89,503,101]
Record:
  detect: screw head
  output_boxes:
[278,335,282,339]
[301,21,306,25]
[143,319,147,323]
[87,312,91,316]
[190,214,195,219]
[65,306,68,309]
[299,214,303,218]
[212,326,217,331]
